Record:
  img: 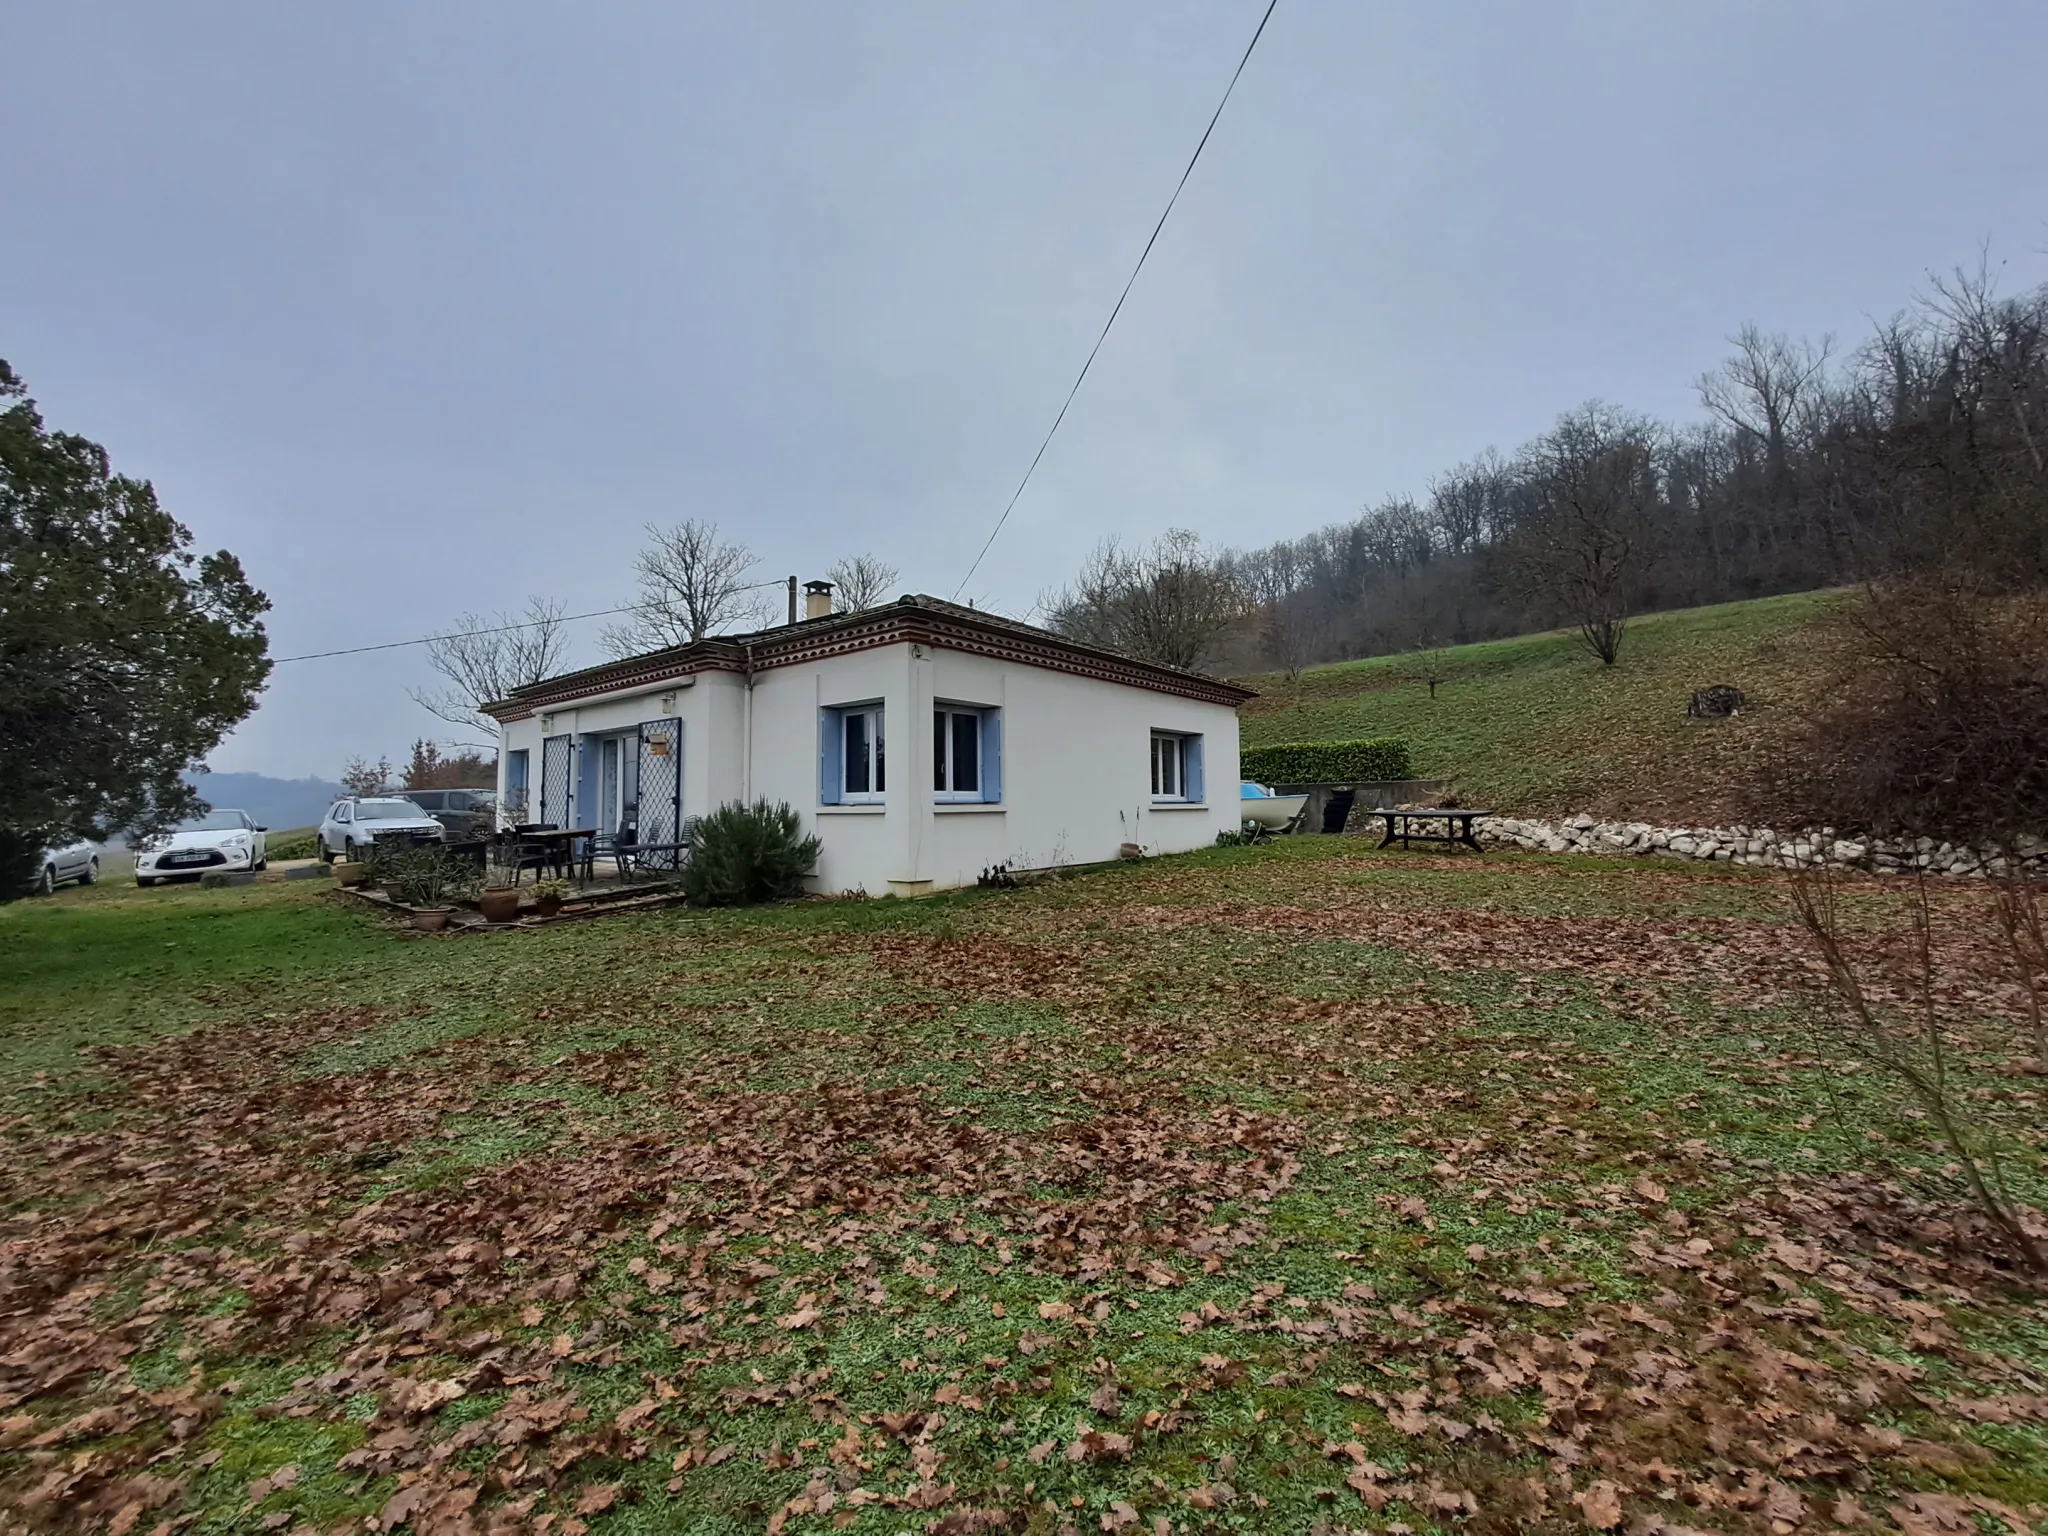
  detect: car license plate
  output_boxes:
[167,852,209,865]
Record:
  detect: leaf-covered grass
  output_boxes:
[1238,590,1841,823]
[2,840,2045,1535]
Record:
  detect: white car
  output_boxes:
[34,841,99,895]
[318,797,447,862]
[135,810,269,886]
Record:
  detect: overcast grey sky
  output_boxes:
[5,2,2044,779]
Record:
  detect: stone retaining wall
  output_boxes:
[1476,813,2047,877]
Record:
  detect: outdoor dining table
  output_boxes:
[526,827,597,879]
[1374,808,1491,852]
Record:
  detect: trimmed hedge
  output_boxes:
[1241,737,1412,786]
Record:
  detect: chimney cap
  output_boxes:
[803,579,834,594]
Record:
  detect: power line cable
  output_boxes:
[952,0,1278,600]
[270,579,792,664]
[270,606,635,665]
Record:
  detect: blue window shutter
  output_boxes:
[980,708,1003,803]
[1185,735,1205,803]
[819,709,844,804]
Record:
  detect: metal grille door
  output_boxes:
[539,734,572,827]
[636,720,683,869]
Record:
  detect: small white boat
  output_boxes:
[1240,781,1308,831]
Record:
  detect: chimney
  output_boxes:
[803,580,834,620]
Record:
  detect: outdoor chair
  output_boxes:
[586,821,636,882]
[494,829,551,886]
[616,817,696,881]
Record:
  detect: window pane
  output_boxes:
[952,711,979,793]
[934,710,948,791]
[874,711,885,792]
[1153,735,1178,797]
[845,710,870,794]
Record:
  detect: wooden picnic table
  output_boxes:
[1374,808,1491,852]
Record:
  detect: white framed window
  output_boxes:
[821,703,886,804]
[1151,731,1205,803]
[934,704,1001,803]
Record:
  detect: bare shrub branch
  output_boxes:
[1992,870,2048,1066]
[1788,865,2046,1273]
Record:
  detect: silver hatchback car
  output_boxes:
[34,840,99,895]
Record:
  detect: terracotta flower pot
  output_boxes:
[479,888,520,924]
[534,896,563,919]
[334,861,368,887]
[412,908,450,933]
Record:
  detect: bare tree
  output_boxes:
[1428,448,1512,556]
[1511,403,1661,666]
[1262,601,1315,701]
[1925,252,2046,478]
[1043,529,1248,673]
[1698,325,1835,501]
[1408,633,1447,700]
[601,519,766,657]
[411,597,571,746]
[827,553,900,613]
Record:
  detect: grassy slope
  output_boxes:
[1237,590,1841,824]
[2,850,2044,1534]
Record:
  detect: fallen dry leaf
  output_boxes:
[1575,1479,1625,1530]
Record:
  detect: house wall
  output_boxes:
[741,639,1239,894]
[495,640,1242,894]
[746,643,912,895]
[913,647,1239,891]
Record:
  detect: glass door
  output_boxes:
[600,737,622,835]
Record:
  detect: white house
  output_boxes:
[484,592,1253,896]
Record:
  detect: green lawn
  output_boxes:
[2,845,2043,1536]
[1239,591,1841,823]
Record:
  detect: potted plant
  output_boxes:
[532,878,569,918]
[364,839,412,899]
[478,871,520,925]
[334,859,369,888]
[392,848,482,932]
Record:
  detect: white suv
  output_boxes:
[318,797,446,862]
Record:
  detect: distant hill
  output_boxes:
[181,771,347,832]
[1235,591,1841,825]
